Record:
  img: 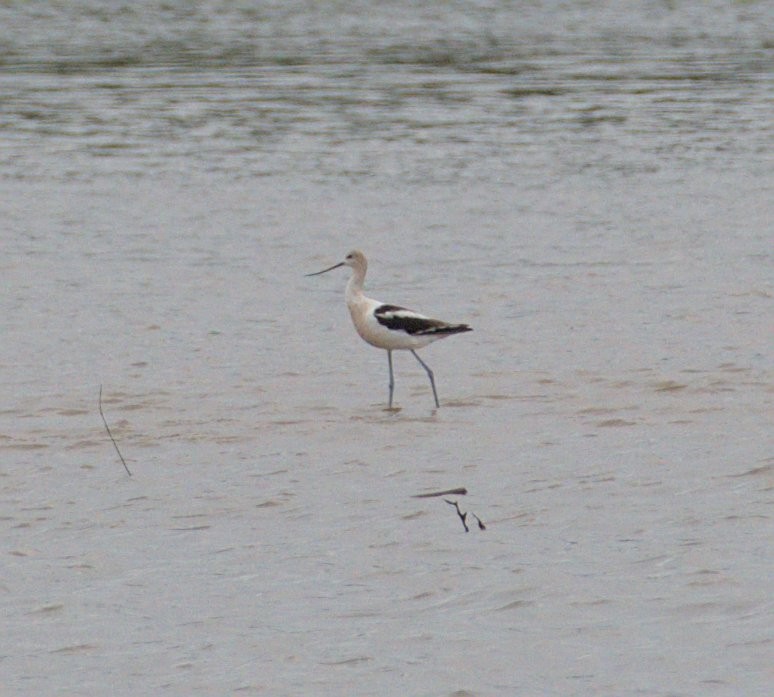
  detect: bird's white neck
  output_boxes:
[345,266,366,307]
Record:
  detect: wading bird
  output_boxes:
[306,250,471,409]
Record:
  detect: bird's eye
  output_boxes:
[346,254,353,259]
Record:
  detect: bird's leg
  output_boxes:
[387,350,395,409]
[410,350,439,408]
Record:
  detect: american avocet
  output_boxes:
[306,250,472,409]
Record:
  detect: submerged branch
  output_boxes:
[471,513,487,531]
[444,499,469,532]
[444,498,486,533]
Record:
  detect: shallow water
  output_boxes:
[1,2,772,695]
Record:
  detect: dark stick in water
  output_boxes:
[412,487,467,498]
[99,384,131,477]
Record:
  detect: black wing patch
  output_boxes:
[374,304,472,336]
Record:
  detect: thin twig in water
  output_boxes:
[99,384,131,477]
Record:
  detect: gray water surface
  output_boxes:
[1,2,772,696]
